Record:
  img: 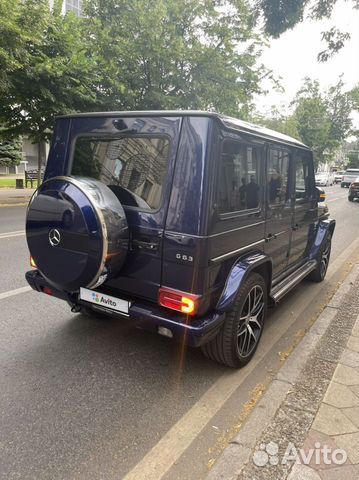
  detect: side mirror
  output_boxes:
[316,187,326,203]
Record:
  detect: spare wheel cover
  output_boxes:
[26,176,128,292]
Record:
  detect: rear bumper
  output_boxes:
[25,270,224,347]
[349,188,359,198]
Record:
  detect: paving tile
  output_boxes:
[318,464,359,480]
[346,335,359,353]
[332,363,359,386]
[287,464,321,480]
[302,429,350,470]
[332,432,359,464]
[323,381,359,408]
[348,384,359,398]
[312,404,357,436]
[342,406,359,429]
[339,348,359,368]
[352,315,359,336]
[351,324,359,338]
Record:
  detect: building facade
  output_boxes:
[49,0,82,16]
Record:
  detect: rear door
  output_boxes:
[289,149,317,266]
[264,146,293,277]
[68,115,182,301]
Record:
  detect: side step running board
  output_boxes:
[270,260,317,303]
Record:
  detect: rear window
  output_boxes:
[71,136,170,210]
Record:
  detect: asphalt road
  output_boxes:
[0,185,358,480]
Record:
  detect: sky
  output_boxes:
[254,0,358,120]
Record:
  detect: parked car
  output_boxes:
[334,171,345,184]
[348,177,359,201]
[25,111,335,368]
[341,168,359,188]
[315,172,334,186]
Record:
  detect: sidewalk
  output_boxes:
[206,263,359,480]
[0,187,35,206]
[287,317,359,479]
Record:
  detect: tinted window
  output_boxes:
[71,136,170,210]
[218,140,260,214]
[295,152,311,199]
[268,149,290,205]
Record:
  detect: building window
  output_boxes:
[65,0,82,16]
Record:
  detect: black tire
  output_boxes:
[201,273,267,368]
[308,233,332,283]
[348,196,354,202]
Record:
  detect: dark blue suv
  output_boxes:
[25,111,335,367]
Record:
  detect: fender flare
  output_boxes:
[309,218,336,261]
[216,251,272,314]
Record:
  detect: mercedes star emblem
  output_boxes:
[49,228,61,247]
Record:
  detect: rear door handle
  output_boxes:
[132,239,159,252]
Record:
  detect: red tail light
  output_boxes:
[158,288,199,315]
[42,287,54,296]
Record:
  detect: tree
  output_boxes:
[253,108,301,139]
[83,0,271,118]
[256,0,359,61]
[254,77,356,169]
[0,133,22,169]
[346,150,359,168]
[292,78,354,168]
[0,0,101,181]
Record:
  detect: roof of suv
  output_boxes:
[57,110,308,148]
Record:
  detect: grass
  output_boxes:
[0,178,39,188]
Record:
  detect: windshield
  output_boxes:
[71,136,170,210]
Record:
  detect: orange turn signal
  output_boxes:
[30,256,37,268]
[158,288,199,316]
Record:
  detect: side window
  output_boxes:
[267,148,290,205]
[218,140,260,214]
[295,152,312,200]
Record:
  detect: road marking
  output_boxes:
[0,230,25,239]
[122,236,359,480]
[0,202,29,208]
[0,286,32,300]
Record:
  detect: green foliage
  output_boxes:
[257,0,358,61]
[0,133,22,167]
[254,77,355,169]
[293,78,354,167]
[253,108,301,139]
[0,0,271,142]
[346,151,359,168]
[82,0,269,118]
[0,0,100,142]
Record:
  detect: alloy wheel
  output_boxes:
[237,285,265,358]
[320,240,331,277]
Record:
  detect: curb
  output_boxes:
[206,262,359,480]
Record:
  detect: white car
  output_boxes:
[315,173,334,187]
